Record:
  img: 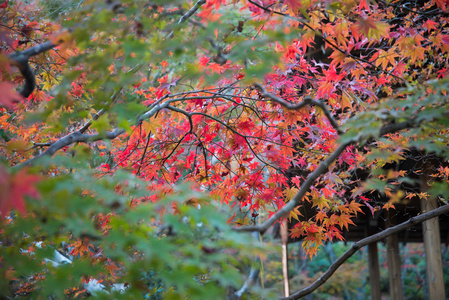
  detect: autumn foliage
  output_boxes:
[1,0,449,298]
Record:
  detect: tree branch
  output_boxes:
[166,0,206,38]
[233,118,417,234]
[8,41,56,98]
[247,0,405,82]
[14,94,165,168]
[254,83,341,134]
[178,0,206,24]
[233,141,350,234]
[283,204,449,299]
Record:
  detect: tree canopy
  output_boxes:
[1,0,449,298]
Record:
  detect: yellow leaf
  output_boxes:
[142,114,163,134]
[312,196,330,210]
[367,21,390,41]
[3,140,31,154]
[340,92,353,110]
[284,187,299,201]
[289,206,303,222]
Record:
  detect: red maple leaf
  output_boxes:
[0,167,40,216]
[0,83,23,108]
[284,0,302,13]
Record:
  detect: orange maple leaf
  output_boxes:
[348,200,364,215]
[337,214,355,230]
[382,202,395,210]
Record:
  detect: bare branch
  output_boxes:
[235,232,261,298]
[283,204,449,299]
[15,128,125,168]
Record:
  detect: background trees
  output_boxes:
[1,0,449,298]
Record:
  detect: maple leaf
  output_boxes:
[0,82,23,108]
[199,56,209,69]
[290,222,305,239]
[312,195,330,210]
[382,202,395,210]
[406,46,426,65]
[316,81,334,99]
[105,261,120,278]
[306,223,320,233]
[337,214,355,230]
[356,16,377,36]
[142,114,164,135]
[372,49,398,69]
[330,50,346,67]
[156,76,179,99]
[197,6,222,21]
[207,0,226,10]
[434,0,449,10]
[424,20,438,32]
[284,186,299,200]
[3,139,31,154]
[284,0,302,12]
[288,205,303,222]
[0,167,40,216]
[70,239,94,257]
[315,210,327,223]
[321,186,335,198]
[348,200,364,216]
[326,225,344,241]
[238,119,255,135]
[358,0,370,12]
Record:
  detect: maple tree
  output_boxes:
[1,0,449,298]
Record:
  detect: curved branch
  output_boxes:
[283,204,449,299]
[178,0,206,24]
[254,83,341,134]
[8,41,56,98]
